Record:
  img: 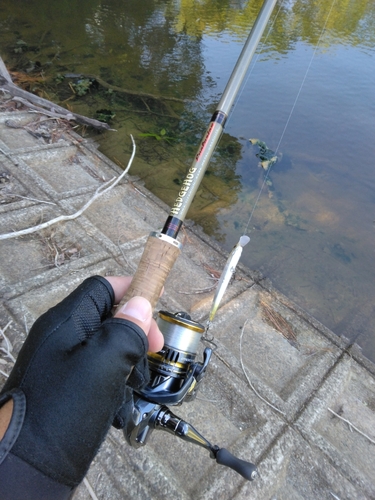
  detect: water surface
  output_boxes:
[1,0,374,359]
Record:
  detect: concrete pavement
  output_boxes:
[1,106,375,500]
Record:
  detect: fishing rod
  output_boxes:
[121,0,278,481]
[120,0,277,309]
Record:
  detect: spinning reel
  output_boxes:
[124,310,258,481]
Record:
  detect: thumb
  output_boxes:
[115,297,164,352]
[115,296,152,333]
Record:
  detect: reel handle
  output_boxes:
[154,407,257,481]
[117,232,182,310]
[215,447,258,481]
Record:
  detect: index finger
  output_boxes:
[104,276,133,304]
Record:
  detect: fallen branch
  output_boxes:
[63,73,184,119]
[12,96,90,123]
[213,350,232,369]
[329,492,341,500]
[178,283,217,295]
[0,319,16,381]
[83,478,99,500]
[74,73,187,104]
[240,319,285,415]
[0,147,18,165]
[0,320,15,363]
[0,58,12,83]
[1,193,57,206]
[0,136,136,241]
[0,61,113,132]
[328,407,375,445]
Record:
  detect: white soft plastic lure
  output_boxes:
[207,235,250,327]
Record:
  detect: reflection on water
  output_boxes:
[0,0,374,360]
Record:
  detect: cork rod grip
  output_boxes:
[117,232,182,311]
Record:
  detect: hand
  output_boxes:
[107,276,163,352]
[0,275,163,494]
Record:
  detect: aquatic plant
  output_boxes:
[71,78,93,96]
[249,138,278,170]
[139,128,176,143]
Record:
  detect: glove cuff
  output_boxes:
[0,389,26,465]
[0,452,73,500]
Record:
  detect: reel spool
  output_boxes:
[142,311,211,405]
[149,311,204,376]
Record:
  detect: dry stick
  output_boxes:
[0,58,12,83]
[0,320,15,363]
[1,193,57,206]
[83,478,99,500]
[23,315,29,336]
[0,147,18,164]
[0,320,14,378]
[329,492,341,500]
[240,319,285,415]
[12,96,76,121]
[12,96,114,131]
[178,284,217,295]
[213,350,232,369]
[78,73,187,104]
[0,136,136,241]
[0,71,112,132]
[327,408,375,445]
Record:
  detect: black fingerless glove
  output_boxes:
[0,276,150,497]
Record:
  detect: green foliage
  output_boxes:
[95,109,116,123]
[71,79,92,96]
[250,139,278,171]
[14,40,27,54]
[54,74,65,84]
[139,128,176,143]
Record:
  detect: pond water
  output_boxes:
[1,0,374,360]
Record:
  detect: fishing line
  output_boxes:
[201,2,283,174]
[227,0,284,118]
[242,0,338,236]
